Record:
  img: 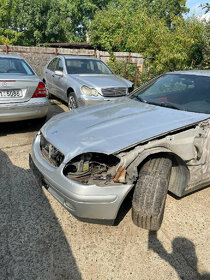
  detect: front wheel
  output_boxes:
[132,156,172,231]
[68,92,78,110]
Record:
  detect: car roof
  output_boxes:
[59,55,100,61]
[0,54,24,60]
[168,70,210,77]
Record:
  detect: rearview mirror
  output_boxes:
[55,70,63,77]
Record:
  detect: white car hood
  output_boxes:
[42,97,209,160]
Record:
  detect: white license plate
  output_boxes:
[0,90,23,98]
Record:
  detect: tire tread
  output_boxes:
[132,156,172,230]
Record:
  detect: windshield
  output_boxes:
[0,57,34,75]
[134,74,210,114]
[65,58,113,75]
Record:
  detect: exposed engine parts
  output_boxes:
[63,153,121,185]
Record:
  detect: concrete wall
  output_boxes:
[0,45,144,78]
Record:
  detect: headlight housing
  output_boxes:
[81,85,99,96]
[63,152,120,185]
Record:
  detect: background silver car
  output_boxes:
[31,70,210,231]
[0,55,49,122]
[43,55,133,109]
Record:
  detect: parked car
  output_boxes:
[30,70,210,230]
[43,55,133,110]
[0,55,48,122]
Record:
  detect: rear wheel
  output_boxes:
[132,156,172,231]
[68,92,78,110]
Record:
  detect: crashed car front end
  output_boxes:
[30,132,133,224]
[30,116,210,224]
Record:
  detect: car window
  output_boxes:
[65,59,113,74]
[0,57,34,75]
[47,58,58,71]
[56,59,64,72]
[141,75,195,97]
[134,74,210,114]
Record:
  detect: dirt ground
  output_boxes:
[0,100,209,280]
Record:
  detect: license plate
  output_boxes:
[0,89,23,98]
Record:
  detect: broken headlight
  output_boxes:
[63,153,121,185]
[40,134,64,167]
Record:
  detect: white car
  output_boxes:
[43,55,133,109]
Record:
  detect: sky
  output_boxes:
[186,0,210,21]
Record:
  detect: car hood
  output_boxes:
[41,98,209,161]
[69,74,132,88]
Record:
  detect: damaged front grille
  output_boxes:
[102,87,127,97]
[40,134,64,167]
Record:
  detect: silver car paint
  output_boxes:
[31,134,132,221]
[0,55,49,122]
[43,55,133,107]
[31,100,209,222]
[41,97,208,160]
[31,70,210,222]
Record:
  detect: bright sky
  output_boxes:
[186,0,210,21]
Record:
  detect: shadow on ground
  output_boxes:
[0,100,66,137]
[148,231,210,280]
[0,149,81,279]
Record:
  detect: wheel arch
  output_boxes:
[115,149,190,226]
[67,87,75,97]
[126,149,190,197]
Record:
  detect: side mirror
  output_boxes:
[55,70,63,77]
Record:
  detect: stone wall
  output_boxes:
[0,45,144,78]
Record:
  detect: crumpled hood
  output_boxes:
[41,97,209,161]
[69,74,132,88]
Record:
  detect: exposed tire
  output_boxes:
[68,92,78,110]
[132,156,172,231]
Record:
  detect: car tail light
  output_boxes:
[32,82,46,98]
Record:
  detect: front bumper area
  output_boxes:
[30,133,133,224]
[77,94,119,107]
[0,98,49,122]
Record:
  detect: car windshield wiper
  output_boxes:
[145,101,182,110]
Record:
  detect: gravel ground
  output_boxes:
[0,100,209,280]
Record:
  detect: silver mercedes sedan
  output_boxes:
[0,55,48,122]
[30,70,210,231]
[43,55,133,110]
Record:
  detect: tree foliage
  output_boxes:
[60,0,115,40]
[0,0,69,45]
[89,0,205,75]
[0,0,114,45]
[202,21,210,68]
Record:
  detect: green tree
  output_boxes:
[141,0,189,26]
[0,0,72,45]
[202,21,210,68]
[60,0,116,40]
[89,0,204,75]
[0,0,116,45]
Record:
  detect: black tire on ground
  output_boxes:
[68,92,78,110]
[132,156,172,231]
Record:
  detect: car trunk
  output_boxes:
[0,75,39,104]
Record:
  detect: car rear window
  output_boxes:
[0,57,35,75]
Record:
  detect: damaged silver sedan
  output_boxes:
[30,70,210,230]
